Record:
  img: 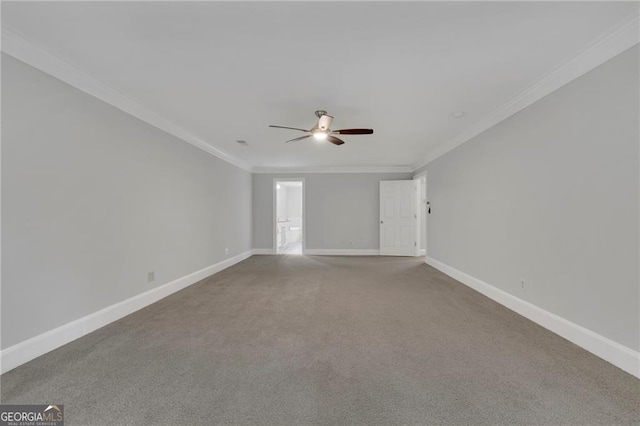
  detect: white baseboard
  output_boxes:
[251,248,275,255]
[418,249,426,256]
[0,250,253,374]
[304,249,380,256]
[252,248,380,256]
[425,257,640,378]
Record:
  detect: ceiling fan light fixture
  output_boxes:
[269,111,373,146]
[313,132,328,140]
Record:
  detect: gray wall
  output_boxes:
[1,55,253,349]
[422,46,639,351]
[285,186,302,219]
[276,184,288,220]
[253,173,412,250]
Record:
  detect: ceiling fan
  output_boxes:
[269,110,374,145]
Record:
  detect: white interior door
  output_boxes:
[380,180,416,256]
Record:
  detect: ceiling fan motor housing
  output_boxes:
[316,111,333,131]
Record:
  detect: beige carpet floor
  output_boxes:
[2,255,639,425]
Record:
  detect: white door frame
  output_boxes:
[413,172,427,257]
[413,178,420,257]
[273,178,306,255]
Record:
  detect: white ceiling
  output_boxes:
[2,2,638,171]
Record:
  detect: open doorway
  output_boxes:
[274,179,304,255]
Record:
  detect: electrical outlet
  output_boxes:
[225,248,229,255]
[520,279,525,290]
[147,271,155,283]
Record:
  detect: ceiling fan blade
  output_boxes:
[317,114,334,131]
[326,135,345,145]
[269,125,310,132]
[285,135,312,144]
[332,128,374,135]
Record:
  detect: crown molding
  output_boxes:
[1,28,253,172]
[412,13,640,172]
[252,165,413,174]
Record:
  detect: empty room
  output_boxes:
[1,1,638,425]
